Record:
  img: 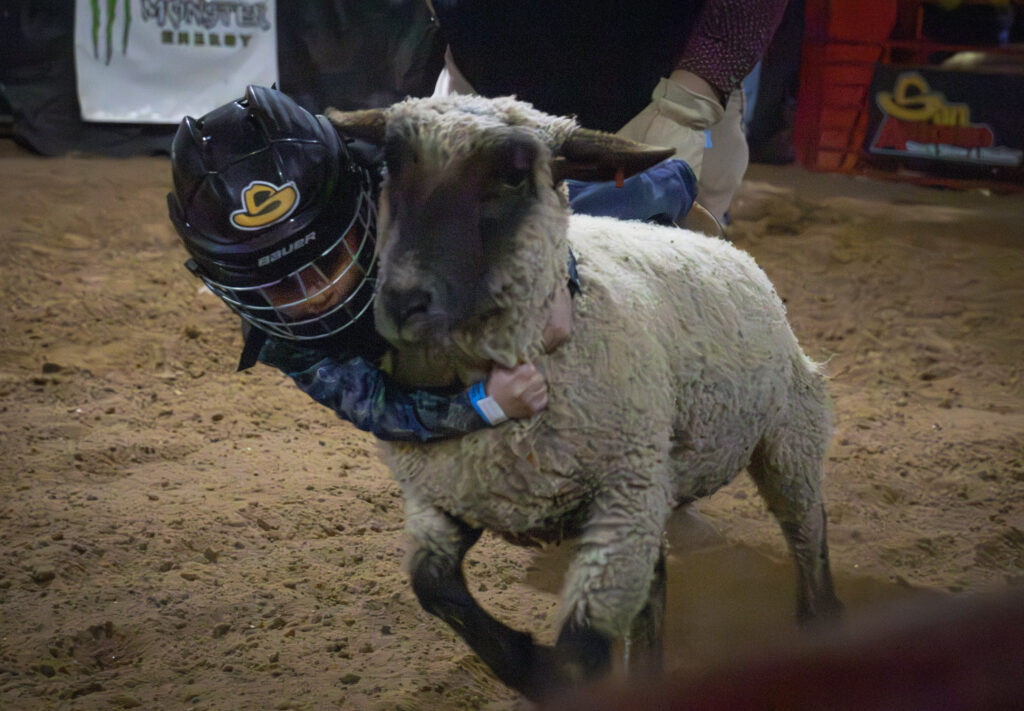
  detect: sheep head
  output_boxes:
[326,95,674,369]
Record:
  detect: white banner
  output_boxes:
[74,0,278,124]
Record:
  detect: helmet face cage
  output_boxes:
[170,85,381,343]
[199,169,378,341]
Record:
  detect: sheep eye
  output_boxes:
[491,138,534,191]
[495,164,530,190]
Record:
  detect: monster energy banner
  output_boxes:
[75,0,278,123]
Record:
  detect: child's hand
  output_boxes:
[542,283,573,353]
[486,363,548,419]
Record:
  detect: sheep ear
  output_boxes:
[323,107,387,145]
[552,128,676,183]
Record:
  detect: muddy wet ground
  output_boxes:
[1,141,1022,709]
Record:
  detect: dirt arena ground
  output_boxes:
[1,138,1022,710]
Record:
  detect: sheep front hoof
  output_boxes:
[517,622,613,701]
[519,632,610,702]
[798,594,845,628]
[554,622,613,682]
[518,643,564,701]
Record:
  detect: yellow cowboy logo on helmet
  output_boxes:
[230,180,299,230]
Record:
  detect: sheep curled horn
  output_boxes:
[326,95,843,701]
[324,104,676,186]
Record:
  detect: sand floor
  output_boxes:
[1,140,1022,709]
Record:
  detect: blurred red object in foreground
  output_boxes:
[543,587,1024,711]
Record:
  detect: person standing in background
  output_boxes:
[427,0,789,225]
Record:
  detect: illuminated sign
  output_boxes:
[867,69,1023,170]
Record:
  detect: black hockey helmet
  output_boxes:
[167,85,377,341]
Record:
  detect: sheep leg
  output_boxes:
[779,500,843,624]
[748,436,844,624]
[558,480,672,680]
[625,546,666,677]
[405,504,568,699]
[408,518,536,688]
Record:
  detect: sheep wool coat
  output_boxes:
[373,95,831,638]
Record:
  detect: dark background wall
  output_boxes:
[0,0,443,156]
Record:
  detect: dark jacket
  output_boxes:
[432,0,702,132]
[431,0,789,129]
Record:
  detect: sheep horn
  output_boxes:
[323,107,387,145]
[553,128,676,184]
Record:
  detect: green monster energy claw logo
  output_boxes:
[90,0,133,65]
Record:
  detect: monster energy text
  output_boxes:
[145,1,270,50]
[141,1,272,31]
[90,1,270,65]
[161,31,255,47]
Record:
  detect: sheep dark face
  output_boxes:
[323,96,675,351]
[374,128,546,345]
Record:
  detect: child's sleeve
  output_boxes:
[258,337,487,442]
[566,158,697,225]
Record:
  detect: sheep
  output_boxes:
[326,94,843,700]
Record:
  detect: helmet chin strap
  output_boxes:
[236,325,268,372]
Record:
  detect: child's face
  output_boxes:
[261,228,365,321]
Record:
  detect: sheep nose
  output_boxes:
[389,287,433,325]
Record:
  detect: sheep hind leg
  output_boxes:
[748,437,844,625]
[624,546,666,678]
[408,515,571,700]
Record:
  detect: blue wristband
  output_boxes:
[468,380,509,426]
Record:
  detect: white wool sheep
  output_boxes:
[327,94,843,700]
